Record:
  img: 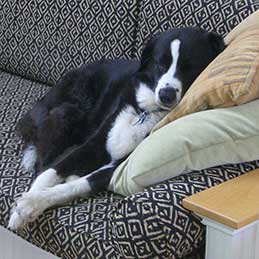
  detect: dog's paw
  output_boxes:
[8,192,44,230]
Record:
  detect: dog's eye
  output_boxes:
[158,55,171,71]
[158,64,167,74]
[180,61,190,71]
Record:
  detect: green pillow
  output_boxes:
[110,100,259,196]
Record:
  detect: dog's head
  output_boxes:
[136,27,225,111]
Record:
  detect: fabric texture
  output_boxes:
[153,9,259,131]
[134,0,259,59]
[1,1,259,258]
[1,0,259,86]
[0,0,140,85]
[111,100,259,195]
[2,71,259,258]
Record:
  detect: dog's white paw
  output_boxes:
[8,192,44,230]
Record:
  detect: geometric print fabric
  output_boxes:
[1,1,259,85]
[0,0,139,85]
[1,1,259,258]
[134,0,259,59]
[1,71,259,258]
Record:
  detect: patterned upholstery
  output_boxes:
[1,1,259,258]
[1,70,259,258]
[0,0,140,85]
[1,0,258,85]
[134,0,259,58]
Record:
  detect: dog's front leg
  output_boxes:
[9,140,113,230]
[8,168,64,230]
[8,165,114,230]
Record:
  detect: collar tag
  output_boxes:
[133,111,148,126]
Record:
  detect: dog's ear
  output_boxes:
[139,42,153,71]
[139,32,162,69]
[207,31,226,54]
[136,70,150,84]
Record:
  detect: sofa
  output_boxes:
[1,1,259,258]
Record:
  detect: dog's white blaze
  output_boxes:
[136,82,158,112]
[21,144,37,172]
[155,39,182,105]
[106,105,167,161]
[170,39,181,76]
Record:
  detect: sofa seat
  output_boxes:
[1,69,259,259]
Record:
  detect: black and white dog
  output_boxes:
[8,27,225,230]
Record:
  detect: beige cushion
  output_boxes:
[110,100,259,196]
[152,10,259,132]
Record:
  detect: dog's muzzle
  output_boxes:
[158,87,177,107]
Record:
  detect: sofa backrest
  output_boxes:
[133,0,259,59]
[0,0,258,85]
[0,0,140,85]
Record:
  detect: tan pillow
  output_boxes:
[153,10,259,132]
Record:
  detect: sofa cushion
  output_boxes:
[153,10,259,131]
[111,100,259,196]
[0,0,140,85]
[134,0,259,59]
[2,70,259,259]
[0,70,205,259]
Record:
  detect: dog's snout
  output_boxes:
[158,88,176,105]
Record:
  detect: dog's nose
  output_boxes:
[159,88,176,105]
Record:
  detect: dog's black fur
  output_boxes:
[18,27,225,192]
[19,60,140,173]
[8,27,226,230]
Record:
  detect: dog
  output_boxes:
[8,27,225,230]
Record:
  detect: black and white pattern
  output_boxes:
[1,0,258,85]
[1,70,259,258]
[133,0,259,58]
[1,1,259,258]
[0,0,140,85]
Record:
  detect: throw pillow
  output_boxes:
[152,10,259,132]
[110,100,259,195]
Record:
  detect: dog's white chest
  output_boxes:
[106,105,166,161]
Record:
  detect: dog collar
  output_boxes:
[133,111,149,126]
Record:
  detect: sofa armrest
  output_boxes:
[182,169,259,259]
[182,169,259,229]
